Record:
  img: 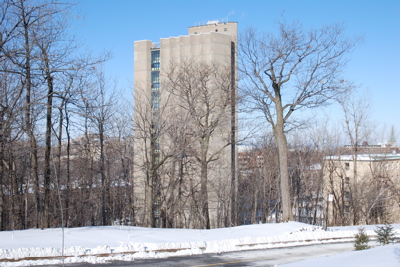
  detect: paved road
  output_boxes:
[37,242,356,266]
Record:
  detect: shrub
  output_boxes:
[375,223,396,245]
[354,226,370,250]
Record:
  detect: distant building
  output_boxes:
[323,153,400,226]
[133,21,238,228]
[338,128,398,155]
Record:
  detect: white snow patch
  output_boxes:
[0,222,399,266]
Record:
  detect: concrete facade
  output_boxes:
[323,154,400,226]
[133,22,238,228]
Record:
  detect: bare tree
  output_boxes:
[340,92,375,224]
[239,21,361,221]
[133,83,174,228]
[0,0,82,229]
[81,68,118,225]
[107,102,135,226]
[287,131,324,225]
[0,0,125,230]
[165,61,234,229]
[237,134,281,225]
[32,1,79,228]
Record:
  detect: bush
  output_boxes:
[354,226,370,250]
[375,223,396,245]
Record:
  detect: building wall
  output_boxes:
[323,155,400,226]
[133,22,238,228]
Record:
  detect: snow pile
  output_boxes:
[0,222,399,266]
[282,243,400,267]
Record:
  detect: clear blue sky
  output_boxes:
[72,0,400,141]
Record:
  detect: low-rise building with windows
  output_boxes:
[323,153,400,226]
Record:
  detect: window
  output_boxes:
[344,205,350,214]
[152,102,159,110]
[154,141,160,153]
[151,50,160,70]
[152,90,160,111]
[152,110,160,121]
[344,191,350,200]
[154,123,161,133]
[151,71,159,83]
[224,28,227,31]
[345,162,350,170]
[151,62,160,70]
[151,71,160,90]
[215,29,218,32]
[345,177,350,186]
[153,154,160,165]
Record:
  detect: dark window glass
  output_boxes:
[152,91,160,103]
[152,91,160,110]
[151,71,160,90]
[152,110,159,120]
[151,50,160,70]
[151,71,159,83]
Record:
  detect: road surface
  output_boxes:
[37,241,356,266]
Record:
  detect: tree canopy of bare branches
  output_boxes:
[165,61,234,229]
[239,20,361,221]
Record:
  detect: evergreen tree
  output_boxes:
[374,223,396,245]
[354,227,370,250]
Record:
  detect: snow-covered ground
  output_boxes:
[282,243,400,267]
[0,222,399,266]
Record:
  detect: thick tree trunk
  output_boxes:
[27,115,40,227]
[178,158,184,228]
[43,69,53,229]
[251,187,258,223]
[145,136,155,228]
[23,15,41,229]
[0,140,3,231]
[65,105,71,227]
[167,161,176,228]
[200,160,210,229]
[230,41,237,227]
[0,108,5,230]
[153,169,161,228]
[273,120,293,222]
[145,169,154,228]
[99,122,107,225]
[57,106,63,222]
[10,158,20,230]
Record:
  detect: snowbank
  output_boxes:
[0,222,399,266]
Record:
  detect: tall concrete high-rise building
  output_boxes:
[133,21,237,229]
